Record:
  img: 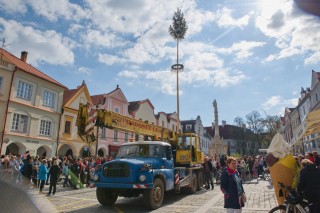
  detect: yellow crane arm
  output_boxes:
[77,103,175,142]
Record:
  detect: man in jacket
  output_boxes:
[203,156,214,190]
[297,159,320,213]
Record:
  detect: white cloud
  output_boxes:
[305,52,320,65]
[216,7,250,28]
[0,18,75,66]
[255,0,320,64]
[262,95,298,110]
[78,67,92,75]
[209,69,246,87]
[0,0,27,14]
[81,29,129,49]
[217,40,266,61]
[27,0,88,22]
[98,53,126,65]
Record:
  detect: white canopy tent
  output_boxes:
[292,109,320,146]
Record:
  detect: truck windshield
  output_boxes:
[117,144,162,158]
[177,136,192,150]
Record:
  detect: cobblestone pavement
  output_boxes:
[25,178,277,213]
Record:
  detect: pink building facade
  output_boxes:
[91,85,130,158]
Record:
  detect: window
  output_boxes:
[64,121,71,134]
[43,90,55,108]
[162,121,164,127]
[114,107,119,113]
[11,113,28,133]
[40,120,52,136]
[0,76,3,94]
[125,133,129,142]
[17,80,32,100]
[101,127,106,138]
[186,124,192,130]
[114,130,118,142]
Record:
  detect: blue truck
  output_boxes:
[93,140,204,210]
[77,104,205,209]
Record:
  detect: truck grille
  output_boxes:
[103,163,130,177]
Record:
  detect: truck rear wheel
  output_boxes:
[96,187,118,206]
[197,171,204,191]
[143,178,164,210]
[189,173,197,194]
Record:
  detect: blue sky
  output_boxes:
[1,0,319,127]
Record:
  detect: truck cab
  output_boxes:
[94,141,174,209]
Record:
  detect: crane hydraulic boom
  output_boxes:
[76,103,204,165]
[77,103,176,143]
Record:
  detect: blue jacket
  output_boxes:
[38,163,48,181]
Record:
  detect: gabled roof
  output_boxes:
[91,94,106,105]
[128,99,155,114]
[128,101,140,114]
[63,88,79,106]
[0,48,67,89]
[91,85,127,106]
[62,81,92,107]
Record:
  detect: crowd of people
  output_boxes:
[1,150,320,212]
[202,151,320,213]
[0,151,114,196]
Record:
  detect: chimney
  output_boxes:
[20,51,28,62]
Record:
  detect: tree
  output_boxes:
[246,111,264,153]
[169,8,188,131]
[261,114,281,138]
[234,116,247,155]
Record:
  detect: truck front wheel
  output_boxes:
[96,187,118,206]
[143,178,164,210]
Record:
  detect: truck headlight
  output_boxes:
[139,175,146,182]
[93,174,99,181]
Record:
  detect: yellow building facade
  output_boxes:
[58,82,94,157]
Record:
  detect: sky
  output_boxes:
[0,0,320,127]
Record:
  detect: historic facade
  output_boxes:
[0,49,67,157]
[91,85,130,158]
[58,81,94,157]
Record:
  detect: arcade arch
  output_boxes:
[58,144,76,158]
[36,145,51,158]
[79,145,95,157]
[5,142,26,155]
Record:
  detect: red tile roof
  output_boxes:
[91,94,106,105]
[0,48,67,89]
[63,88,80,106]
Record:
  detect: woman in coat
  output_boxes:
[38,159,48,194]
[220,157,245,213]
[47,159,60,196]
